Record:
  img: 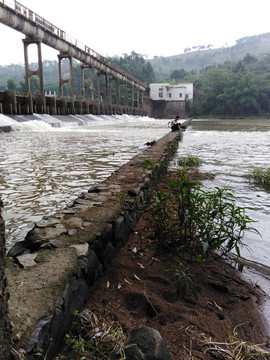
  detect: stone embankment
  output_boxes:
[0,199,11,359]
[5,123,188,359]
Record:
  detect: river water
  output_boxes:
[0,113,169,249]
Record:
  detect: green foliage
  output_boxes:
[64,309,126,360]
[170,68,186,81]
[164,260,197,299]
[7,78,17,90]
[245,168,270,188]
[191,64,270,117]
[108,51,156,85]
[178,155,202,167]
[144,168,258,262]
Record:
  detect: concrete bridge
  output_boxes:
[0,0,148,116]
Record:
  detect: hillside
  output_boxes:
[149,32,270,80]
[1,32,270,88]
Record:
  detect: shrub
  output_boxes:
[245,168,270,188]
[178,155,202,168]
[144,168,258,262]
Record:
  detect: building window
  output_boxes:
[159,88,163,91]
[179,93,183,98]
[159,92,163,97]
[169,93,172,98]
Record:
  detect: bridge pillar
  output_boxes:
[132,86,134,109]
[81,65,94,105]
[97,72,101,114]
[117,81,121,107]
[58,54,74,114]
[23,38,45,113]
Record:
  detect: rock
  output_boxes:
[7,239,32,257]
[65,217,83,228]
[124,326,172,360]
[27,224,67,242]
[68,229,77,236]
[40,239,65,249]
[70,243,89,257]
[16,253,38,268]
[35,217,61,228]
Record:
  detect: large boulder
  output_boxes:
[124,327,172,360]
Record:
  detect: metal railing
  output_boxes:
[0,0,146,88]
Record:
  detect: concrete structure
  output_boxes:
[0,0,147,116]
[149,83,193,119]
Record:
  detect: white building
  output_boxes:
[149,83,193,101]
[149,83,193,119]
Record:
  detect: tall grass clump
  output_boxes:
[178,155,202,168]
[245,168,270,189]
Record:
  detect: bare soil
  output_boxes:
[59,170,270,360]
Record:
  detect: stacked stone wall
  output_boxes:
[0,199,11,360]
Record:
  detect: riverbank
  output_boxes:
[57,170,270,360]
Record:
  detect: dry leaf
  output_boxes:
[92,312,99,325]
[124,278,131,284]
[213,301,223,311]
[137,262,145,269]
[132,247,137,253]
[134,274,141,281]
[117,283,121,289]
[106,281,110,288]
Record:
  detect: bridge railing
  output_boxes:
[0,0,146,88]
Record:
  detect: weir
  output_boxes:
[0,0,148,116]
[3,126,186,359]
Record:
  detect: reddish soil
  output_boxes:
[60,171,269,359]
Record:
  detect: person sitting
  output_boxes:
[168,115,182,131]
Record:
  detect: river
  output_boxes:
[0,113,169,249]
[1,115,270,267]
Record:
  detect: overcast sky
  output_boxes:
[0,0,269,65]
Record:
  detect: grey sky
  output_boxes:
[0,0,269,65]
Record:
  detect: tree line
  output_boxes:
[0,52,156,99]
[169,53,270,117]
[2,50,270,117]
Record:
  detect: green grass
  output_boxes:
[245,168,270,188]
[178,155,202,168]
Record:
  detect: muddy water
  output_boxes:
[0,114,169,249]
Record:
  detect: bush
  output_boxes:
[245,168,270,188]
[178,155,202,168]
[144,168,258,262]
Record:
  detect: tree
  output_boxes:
[7,78,17,90]
[109,52,156,85]
[170,69,186,81]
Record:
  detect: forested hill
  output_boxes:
[1,32,270,89]
[149,32,270,80]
